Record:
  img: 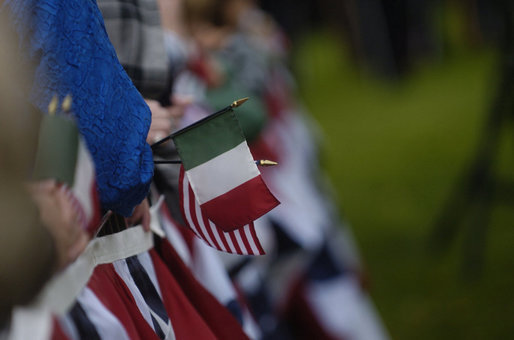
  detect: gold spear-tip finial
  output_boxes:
[48,95,58,116]
[61,94,72,113]
[231,97,249,108]
[257,160,278,167]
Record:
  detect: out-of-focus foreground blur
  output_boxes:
[261,0,513,338]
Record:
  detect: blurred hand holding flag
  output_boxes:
[33,96,101,236]
[172,103,279,232]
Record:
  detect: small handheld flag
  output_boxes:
[154,159,278,166]
[171,100,279,231]
[179,166,265,255]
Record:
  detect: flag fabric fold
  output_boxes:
[179,166,265,256]
[172,108,279,231]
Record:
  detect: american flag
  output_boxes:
[179,166,265,255]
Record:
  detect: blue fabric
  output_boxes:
[3,0,153,216]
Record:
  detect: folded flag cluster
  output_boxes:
[173,107,279,255]
[179,166,265,255]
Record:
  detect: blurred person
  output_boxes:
[154,3,266,338]
[0,1,169,338]
[0,12,87,333]
[180,1,390,339]
[2,0,155,296]
[2,0,154,222]
[97,0,191,142]
[46,1,253,339]
[98,0,191,220]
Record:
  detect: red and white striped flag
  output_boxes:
[179,166,265,255]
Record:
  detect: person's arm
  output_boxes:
[3,0,154,217]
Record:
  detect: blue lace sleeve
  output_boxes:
[3,0,153,216]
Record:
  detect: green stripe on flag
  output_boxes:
[173,110,245,170]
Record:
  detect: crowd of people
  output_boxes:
[1,0,390,339]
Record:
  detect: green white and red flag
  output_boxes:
[172,108,279,232]
[179,166,266,255]
[33,114,101,236]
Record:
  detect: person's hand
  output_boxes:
[146,99,173,144]
[168,94,192,121]
[125,198,151,232]
[28,180,89,271]
[146,97,192,144]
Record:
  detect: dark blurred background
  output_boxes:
[258,0,514,338]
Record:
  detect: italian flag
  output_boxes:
[33,114,101,236]
[172,108,279,232]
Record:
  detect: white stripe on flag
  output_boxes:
[186,142,260,204]
[180,167,265,255]
[194,200,216,248]
[243,225,259,255]
[182,172,202,238]
[183,169,221,249]
[208,220,227,252]
[234,230,249,255]
[222,230,237,253]
[72,140,95,221]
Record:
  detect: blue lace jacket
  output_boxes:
[3,0,154,216]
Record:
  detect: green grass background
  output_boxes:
[293,31,514,339]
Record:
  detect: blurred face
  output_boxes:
[224,0,252,27]
[157,0,186,35]
[189,21,231,51]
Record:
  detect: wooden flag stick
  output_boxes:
[154,160,182,164]
[154,159,278,167]
[150,97,249,150]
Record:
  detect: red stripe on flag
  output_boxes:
[194,196,221,249]
[180,167,205,244]
[249,223,265,255]
[242,224,259,255]
[234,230,248,254]
[239,229,253,255]
[215,221,232,252]
[189,185,214,247]
[229,232,243,254]
[200,175,279,232]
[181,168,213,248]
[202,211,225,251]
[222,231,237,253]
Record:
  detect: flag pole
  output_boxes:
[150,97,249,150]
[154,160,182,164]
[154,159,278,167]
